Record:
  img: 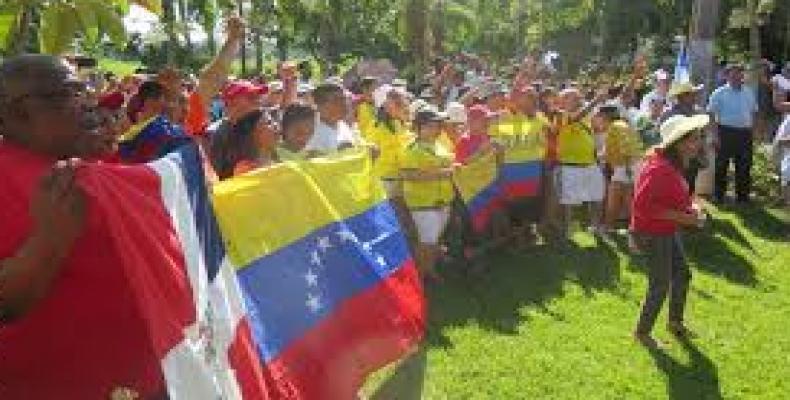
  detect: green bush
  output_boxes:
[752,144,781,202]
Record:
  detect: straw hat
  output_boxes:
[658,114,710,148]
[668,82,703,98]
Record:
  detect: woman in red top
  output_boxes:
[631,114,709,348]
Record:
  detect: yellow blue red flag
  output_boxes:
[211,149,426,399]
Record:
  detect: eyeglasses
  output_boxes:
[12,81,89,105]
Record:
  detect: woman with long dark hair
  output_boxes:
[631,114,709,348]
[210,108,279,180]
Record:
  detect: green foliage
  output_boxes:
[752,144,782,202]
[0,0,161,55]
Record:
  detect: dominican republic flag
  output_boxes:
[0,143,269,399]
[211,149,426,399]
[674,41,691,84]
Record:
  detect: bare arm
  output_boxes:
[773,83,790,114]
[510,56,537,97]
[195,16,246,107]
[659,209,701,228]
[400,168,453,181]
[570,85,609,123]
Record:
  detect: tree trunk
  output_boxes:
[237,0,247,76]
[163,0,178,65]
[689,0,720,196]
[516,0,526,53]
[406,0,430,85]
[180,0,193,52]
[9,5,33,55]
[747,0,761,86]
[432,0,444,56]
[206,28,216,55]
[254,29,263,75]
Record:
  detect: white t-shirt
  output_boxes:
[304,116,361,154]
[639,90,671,114]
[774,117,790,185]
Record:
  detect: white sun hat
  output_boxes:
[658,114,710,148]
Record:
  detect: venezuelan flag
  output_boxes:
[454,150,501,233]
[212,149,425,398]
[118,116,192,164]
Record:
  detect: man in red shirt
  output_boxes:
[631,114,709,348]
[0,55,168,399]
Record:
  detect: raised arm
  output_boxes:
[194,16,246,106]
[510,55,538,96]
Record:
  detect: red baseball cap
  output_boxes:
[221,80,268,102]
[467,104,495,122]
[98,92,125,111]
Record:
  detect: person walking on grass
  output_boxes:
[631,114,710,348]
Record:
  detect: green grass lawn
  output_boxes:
[370,203,789,399]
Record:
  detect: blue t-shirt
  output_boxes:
[706,84,758,129]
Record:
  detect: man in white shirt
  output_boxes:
[304,82,361,154]
[707,63,759,203]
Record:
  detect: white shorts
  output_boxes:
[611,162,641,184]
[557,165,605,205]
[411,208,450,245]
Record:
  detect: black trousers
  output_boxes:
[635,233,691,334]
[714,126,753,201]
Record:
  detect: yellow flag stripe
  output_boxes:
[211,149,385,267]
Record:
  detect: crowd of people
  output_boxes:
[2,16,790,382]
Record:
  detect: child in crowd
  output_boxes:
[556,88,606,239]
[599,103,644,233]
[356,76,379,135]
[279,102,317,160]
[400,108,456,282]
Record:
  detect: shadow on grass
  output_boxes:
[726,204,789,241]
[683,216,759,287]
[647,337,722,400]
[426,238,622,348]
[370,347,427,400]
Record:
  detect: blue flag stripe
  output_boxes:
[237,201,412,362]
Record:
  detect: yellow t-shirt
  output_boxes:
[557,119,596,165]
[604,120,643,166]
[437,132,456,156]
[357,101,376,140]
[365,119,414,179]
[489,113,548,162]
[401,140,455,209]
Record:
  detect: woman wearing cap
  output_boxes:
[632,114,709,347]
[400,108,455,282]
